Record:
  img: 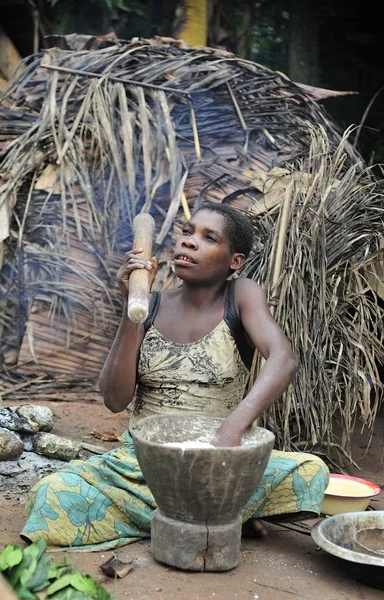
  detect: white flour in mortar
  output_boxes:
[164,441,214,449]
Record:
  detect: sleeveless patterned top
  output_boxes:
[129,280,254,429]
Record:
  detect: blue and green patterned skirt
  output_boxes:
[21,432,329,551]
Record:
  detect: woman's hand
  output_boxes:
[211,424,243,448]
[117,248,157,302]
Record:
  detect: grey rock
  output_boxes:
[0,451,66,497]
[0,428,24,461]
[22,434,38,452]
[0,407,38,434]
[16,404,53,432]
[33,432,80,461]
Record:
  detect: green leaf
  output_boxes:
[48,563,72,581]
[2,541,112,600]
[25,555,51,592]
[46,589,78,600]
[71,573,97,594]
[12,586,38,600]
[48,590,75,600]
[8,557,27,587]
[30,538,47,562]
[96,586,113,600]
[17,545,41,587]
[46,573,73,596]
[23,540,43,561]
[37,539,47,559]
[19,556,37,587]
[0,545,23,571]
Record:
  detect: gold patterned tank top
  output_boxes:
[129,280,254,429]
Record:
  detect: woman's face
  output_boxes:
[173,210,244,283]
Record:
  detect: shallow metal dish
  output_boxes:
[311,511,384,589]
[354,527,384,557]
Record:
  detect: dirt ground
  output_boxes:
[1,397,383,600]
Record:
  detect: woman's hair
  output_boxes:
[195,203,254,258]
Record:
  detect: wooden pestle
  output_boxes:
[127,212,155,323]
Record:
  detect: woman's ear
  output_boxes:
[230,253,245,271]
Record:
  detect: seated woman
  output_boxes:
[21,203,329,550]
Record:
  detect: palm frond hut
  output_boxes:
[0,35,383,466]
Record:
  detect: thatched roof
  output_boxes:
[0,35,383,466]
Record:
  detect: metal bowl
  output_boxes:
[311,511,384,589]
[321,474,381,516]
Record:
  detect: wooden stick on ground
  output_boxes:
[0,374,47,399]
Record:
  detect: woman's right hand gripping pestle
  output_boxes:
[117,248,157,303]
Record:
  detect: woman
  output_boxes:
[21,203,329,550]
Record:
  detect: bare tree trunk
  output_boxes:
[177,0,208,45]
[237,2,253,59]
[0,25,24,81]
[288,0,319,85]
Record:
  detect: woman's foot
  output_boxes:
[242,518,268,538]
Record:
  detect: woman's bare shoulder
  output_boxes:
[233,277,265,296]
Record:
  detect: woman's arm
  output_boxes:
[99,312,144,413]
[99,249,157,413]
[214,278,297,446]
